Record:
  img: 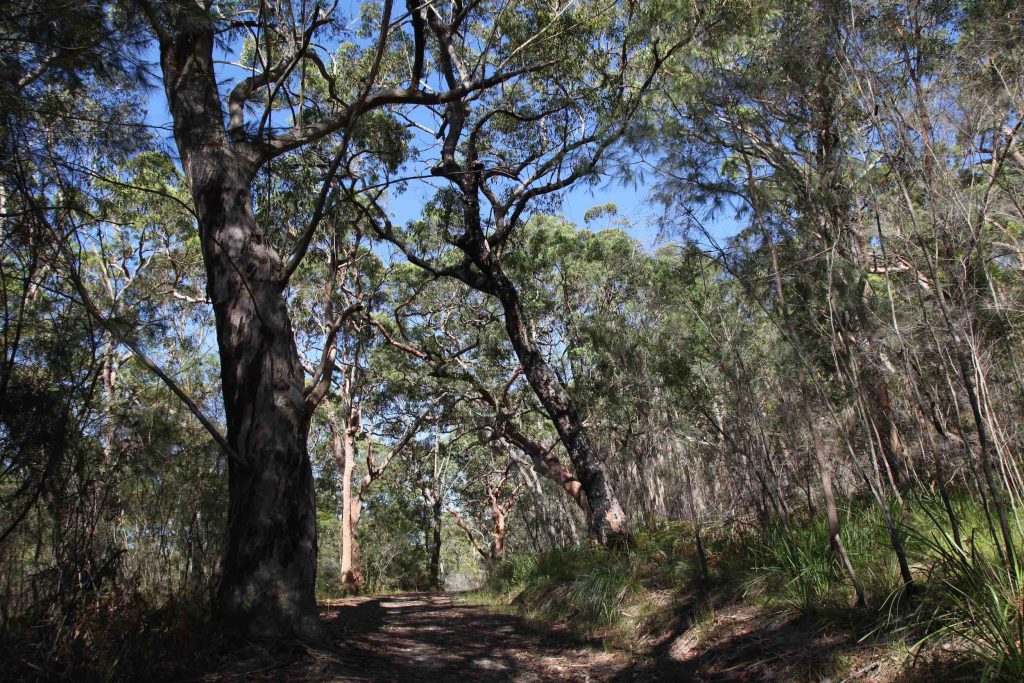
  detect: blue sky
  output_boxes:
[139,41,740,255]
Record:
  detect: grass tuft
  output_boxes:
[483,491,1024,680]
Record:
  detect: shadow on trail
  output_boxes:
[314,592,620,682]
[158,593,919,682]
[163,592,620,682]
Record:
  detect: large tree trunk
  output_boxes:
[158,18,321,640]
[197,162,321,640]
[340,454,360,595]
[491,269,627,544]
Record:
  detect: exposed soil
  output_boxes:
[190,593,625,682]
[180,593,951,682]
[318,593,626,681]
[616,600,882,682]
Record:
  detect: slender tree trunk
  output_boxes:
[493,509,506,560]
[766,232,866,608]
[100,346,118,462]
[807,412,867,608]
[349,499,363,584]
[845,356,914,589]
[684,465,708,582]
[488,479,511,560]
[158,19,321,639]
[429,498,443,589]
[861,413,914,588]
[958,347,1015,567]
[874,380,907,489]
[918,401,962,547]
[920,240,1016,567]
[329,403,360,595]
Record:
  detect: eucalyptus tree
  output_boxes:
[312,251,441,594]
[449,444,526,562]
[357,0,738,542]
[402,427,464,588]
[133,0,563,637]
[372,262,593,527]
[502,217,702,523]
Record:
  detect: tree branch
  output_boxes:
[62,248,239,465]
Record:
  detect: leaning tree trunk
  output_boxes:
[504,427,591,521]
[429,160,627,544]
[158,18,321,640]
[491,269,627,544]
[807,410,867,608]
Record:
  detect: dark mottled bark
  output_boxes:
[504,427,590,520]
[510,337,620,538]
[488,266,625,543]
[157,12,321,640]
[448,186,627,544]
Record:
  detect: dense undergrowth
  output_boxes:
[481,493,1024,681]
[0,589,217,682]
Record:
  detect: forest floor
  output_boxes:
[182,592,954,682]
[190,592,624,682]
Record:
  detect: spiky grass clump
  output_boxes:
[493,545,642,631]
[747,518,840,612]
[485,522,705,640]
[485,494,1024,678]
[915,528,1024,682]
[745,498,913,612]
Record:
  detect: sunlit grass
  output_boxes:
[484,491,1024,679]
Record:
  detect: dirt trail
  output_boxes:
[318,593,626,681]
[191,593,914,682]
[199,593,628,682]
